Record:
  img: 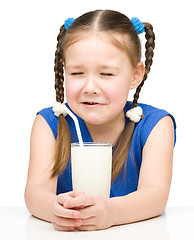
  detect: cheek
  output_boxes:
[65,80,79,102]
[106,81,130,102]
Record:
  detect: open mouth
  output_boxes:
[83,102,99,105]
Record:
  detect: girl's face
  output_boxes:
[64,32,143,127]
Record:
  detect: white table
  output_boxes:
[0,207,193,239]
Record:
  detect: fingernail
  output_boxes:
[74,212,79,219]
[75,219,81,226]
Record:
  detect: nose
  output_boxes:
[82,76,99,95]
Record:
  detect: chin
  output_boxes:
[84,119,102,125]
[83,116,105,126]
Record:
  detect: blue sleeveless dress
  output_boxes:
[37,101,176,197]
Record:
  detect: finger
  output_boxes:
[76,224,96,231]
[57,193,72,205]
[53,202,80,219]
[68,190,85,198]
[52,222,75,231]
[79,206,95,219]
[57,192,85,209]
[52,216,82,228]
[64,195,95,209]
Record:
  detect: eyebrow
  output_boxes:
[99,65,120,71]
[65,64,83,70]
[66,64,120,71]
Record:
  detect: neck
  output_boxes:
[85,111,125,145]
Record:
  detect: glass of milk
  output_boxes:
[71,142,112,198]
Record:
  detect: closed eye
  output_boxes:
[100,73,114,76]
[71,72,84,75]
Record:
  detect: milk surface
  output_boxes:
[71,144,112,197]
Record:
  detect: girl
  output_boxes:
[25,9,176,231]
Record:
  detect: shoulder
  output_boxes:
[37,106,59,139]
[36,105,76,140]
[138,102,176,129]
[126,102,177,149]
[37,106,57,121]
[126,101,176,124]
[31,113,56,146]
[138,102,172,117]
[143,114,175,150]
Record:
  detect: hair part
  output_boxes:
[62,10,141,67]
[52,9,155,184]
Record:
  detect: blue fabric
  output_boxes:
[37,102,176,197]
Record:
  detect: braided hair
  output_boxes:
[133,23,155,107]
[51,10,155,183]
[51,25,70,177]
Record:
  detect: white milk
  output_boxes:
[71,143,112,198]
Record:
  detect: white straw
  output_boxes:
[63,105,83,146]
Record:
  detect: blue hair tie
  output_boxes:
[131,17,145,34]
[64,18,75,30]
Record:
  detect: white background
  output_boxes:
[0,0,193,207]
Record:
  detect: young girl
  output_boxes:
[25,9,176,231]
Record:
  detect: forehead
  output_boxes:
[64,31,131,64]
[65,32,130,67]
[66,27,130,47]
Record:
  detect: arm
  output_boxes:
[65,115,175,230]
[24,114,58,222]
[110,115,175,226]
[24,115,83,230]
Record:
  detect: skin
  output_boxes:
[24,31,175,231]
[64,32,144,144]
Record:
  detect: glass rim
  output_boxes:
[71,142,112,147]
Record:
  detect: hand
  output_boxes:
[51,190,84,231]
[64,194,113,231]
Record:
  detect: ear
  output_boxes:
[130,62,145,90]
